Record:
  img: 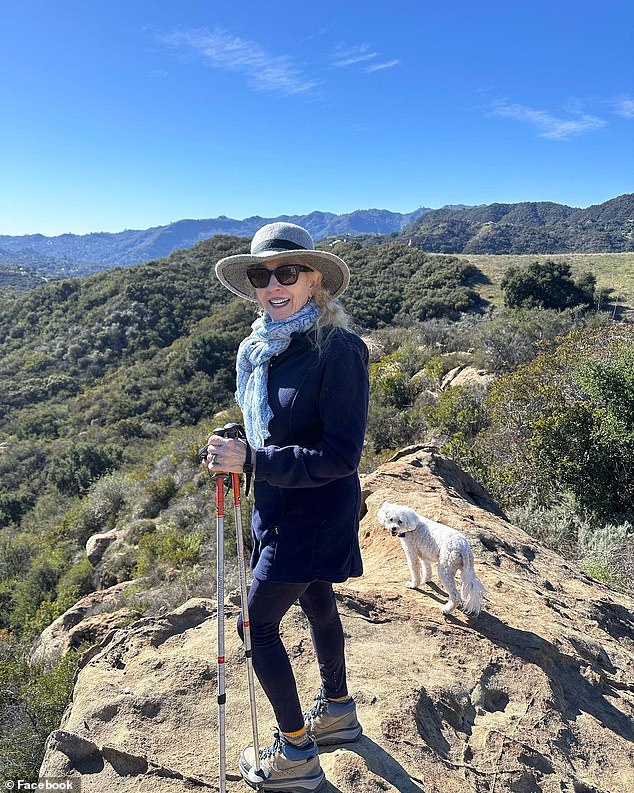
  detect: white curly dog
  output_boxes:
[377,501,487,616]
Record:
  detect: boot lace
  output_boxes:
[260,728,285,760]
[304,691,328,729]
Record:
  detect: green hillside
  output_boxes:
[0,263,53,292]
[456,252,634,311]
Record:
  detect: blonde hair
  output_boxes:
[309,278,352,354]
[312,281,350,331]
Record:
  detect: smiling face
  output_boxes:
[253,262,321,321]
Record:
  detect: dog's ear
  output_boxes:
[403,507,418,530]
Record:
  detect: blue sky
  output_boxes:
[1,0,632,235]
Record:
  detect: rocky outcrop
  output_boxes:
[40,448,634,792]
[31,581,138,665]
[441,365,496,391]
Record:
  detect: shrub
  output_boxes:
[122,565,219,618]
[506,492,588,560]
[0,639,79,781]
[578,520,634,593]
[338,241,482,328]
[46,441,125,496]
[125,519,157,544]
[507,494,634,595]
[0,489,37,528]
[136,475,178,519]
[423,385,489,467]
[135,526,204,578]
[163,493,210,532]
[8,548,68,633]
[501,260,596,310]
[469,307,604,373]
[366,344,433,451]
[0,532,37,581]
[64,471,136,546]
[478,325,634,518]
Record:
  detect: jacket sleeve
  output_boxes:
[254,334,369,488]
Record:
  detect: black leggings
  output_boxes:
[237,577,348,732]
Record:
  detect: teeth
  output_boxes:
[270,299,289,305]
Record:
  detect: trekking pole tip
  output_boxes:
[244,767,269,786]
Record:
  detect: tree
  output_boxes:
[46,441,124,496]
[501,260,596,310]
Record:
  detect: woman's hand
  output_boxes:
[206,435,255,474]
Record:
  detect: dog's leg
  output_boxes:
[437,561,461,614]
[420,559,432,583]
[403,545,422,589]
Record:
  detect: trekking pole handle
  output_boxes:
[198,423,252,496]
[197,423,246,462]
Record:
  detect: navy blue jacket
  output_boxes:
[251,326,369,583]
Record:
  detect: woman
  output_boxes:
[208,222,369,791]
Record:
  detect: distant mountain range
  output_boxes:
[0,196,632,287]
[0,208,432,280]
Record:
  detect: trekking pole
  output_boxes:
[199,432,229,793]
[199,424,265,790]
[224,425,265,788]
[215,470,227,793]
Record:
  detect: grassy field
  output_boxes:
[448,252,634,312]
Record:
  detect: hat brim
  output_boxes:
[215,249,350,302]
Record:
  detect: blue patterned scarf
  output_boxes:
[235,302,320,447]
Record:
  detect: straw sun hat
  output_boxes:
[215,222,350,302]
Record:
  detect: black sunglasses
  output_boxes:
[246,264,313,289]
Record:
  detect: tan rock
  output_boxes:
[440,365,463,389]
[85,529,119,566]
[40,450,634,793]
[30,580,137,665]
[67,608,138,653]
[452,367,495,390]
[441,364,495,391]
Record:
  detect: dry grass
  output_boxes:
[445,252,634,311]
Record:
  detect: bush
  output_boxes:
[579,519,634,593]
[0,532,37,581]
[0,489,37,528]
[366,344,433,451]
[62,472,136,546]
[135,475,178,519]
[337,241,482,328]
[507,494,634,595]
[506,492,588,559]
[46,441,125,496]
[135,526,204,578]
[0,638,79,781]
[423,385,489,466]
[477,325,634,518]
[7,548,68,633]
[501,260,596,310]
[469,307,605,373]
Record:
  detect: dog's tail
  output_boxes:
[460,548,487,616]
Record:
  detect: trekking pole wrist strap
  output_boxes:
[243,443,253,496]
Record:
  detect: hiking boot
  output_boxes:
[238,728,325,792]
[303,691,362,746]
